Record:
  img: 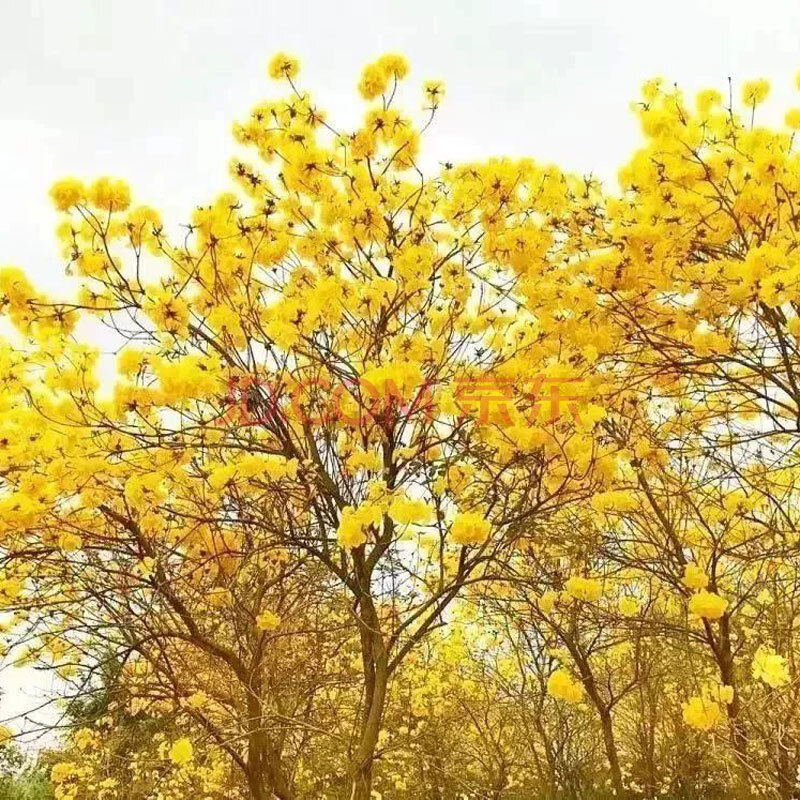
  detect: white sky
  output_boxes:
[2,0,800,746]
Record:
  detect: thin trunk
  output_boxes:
[349,590,389,800]
[572,650,626,798]
[717,618,751,799]
[599,708,625,798]
[530,706,558,795]
[246,694,293,800]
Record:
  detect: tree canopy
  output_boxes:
[3,53,800,800]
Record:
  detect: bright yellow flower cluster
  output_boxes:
[752,646,790,688]
[682,563,709,591]
[617,595,640,616]
[169,737,194,765]
[337,503,383,550]
[565,576,603,603]
[267,51,300,80]
[547,668,584,704]
[682,696,722,731]
[688,590,728,620]
[450,512,491,546]
[358,53,410,99]
[256,610,282,632]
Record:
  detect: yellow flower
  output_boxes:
[715,684,735,704]
[51,762,78,783]
[57,532,82,552]
[538,590,558,614]
[358,63,389,100]
[135,557,155,579]
[49,178,85,211]
[786,109,800,130]
[387,496,435,525]
[565,576,603,603]
[696,89,722,115]
[268,52,300,80]
[741,78,770,106]
[207,587,231,608]
[682,562,709,591]
[0,578,23,602]
[88,176,131,212]
[256,610,281,632]
[590,490,637,512]
[346,449,383,473]
[117,348,148,377]
[143,287,190,337]
[450,512,491,546]
[0,267,35,310]
[337,514,367,549]
[360,361,423,400]
[547,669,583,703]
[752,646,790,688]
[337,503,383,550]
[618,595,641,617]
[76,251,107,277]
[126,205,162,252]
[641,77,664,102]
[682,696,722,731]
[423,80,445,107]
[72,727,97,750]
[377,53,409,80]
[756,588,774,605]
[184,691,210,710]
[169,737,194,765]
[688,590,728,620]
[781,320,800,346]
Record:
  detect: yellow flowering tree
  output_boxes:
[9,47,800,800]
[0,52,610,800]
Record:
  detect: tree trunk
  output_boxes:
[348,663,388,799]
[530,707,558,795]
[572,650,626,798]
[349,590,389,800]
[599,708,626,798]
[246,694,294,800]
[716,619,751,799]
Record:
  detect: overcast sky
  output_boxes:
[2,0,800,743]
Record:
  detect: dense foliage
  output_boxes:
[3,54,800,799]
